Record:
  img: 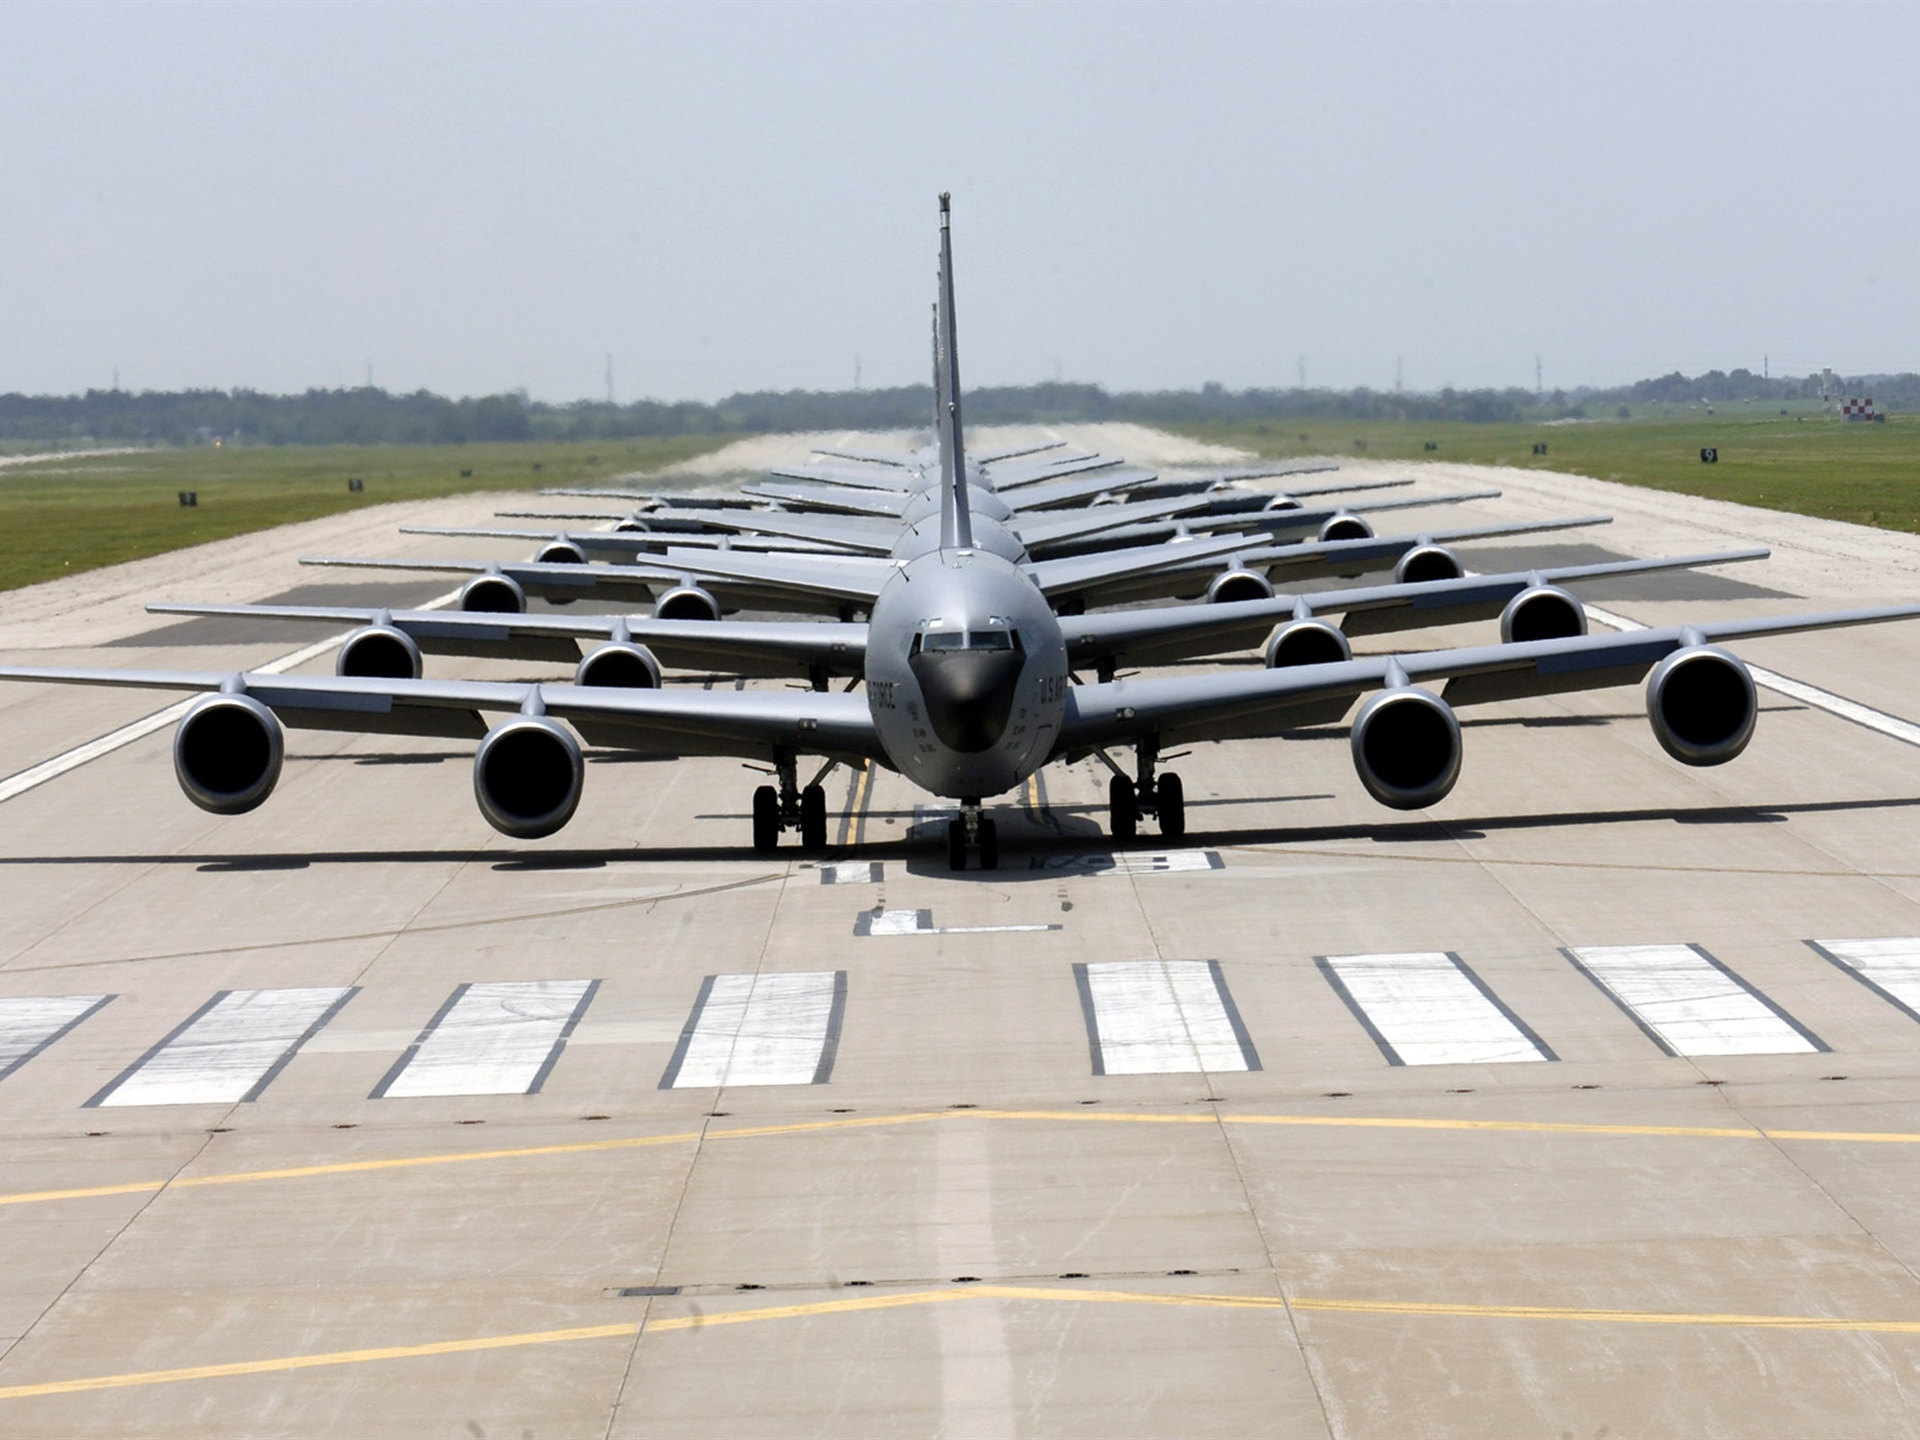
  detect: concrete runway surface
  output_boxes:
[5,432,1920,1435]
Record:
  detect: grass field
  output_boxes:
[0,437,728,592]
[1173,411,1920,534]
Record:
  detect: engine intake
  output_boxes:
[536,538,587,567]
[174,693,285,815]
[1394,544,1462,585]
[473,716,584,839]
[1350,687,1462,810]
[1319,513,1374,543]
[336,624,422,679]
[1205,568,1275,604]
[654,585,722,622]
[1264,618,1353,669]
[1500,584,1587,644]
[460,573,526,614]
[574,642,662,689]
[1646,645,1755,766]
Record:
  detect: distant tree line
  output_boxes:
[1,370,1913,447]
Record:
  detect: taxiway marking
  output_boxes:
[855,908,1061,937]
[1076,960,1260,1074]
[1808,937,1920,1023]
[1565,944,1823,1056]
[370,980,599,1099]
[659,971,846,1088]
[89,987,357,1106]
[1318,951,1554,1066]
[14,1285,1920,1400]
[19,1105,1920,1211]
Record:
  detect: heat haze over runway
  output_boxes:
[5,435,1920,1435]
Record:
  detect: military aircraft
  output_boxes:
[1,195,1915,872]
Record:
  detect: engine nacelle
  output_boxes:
[1206,568,1275,604]
[473,716,584,839]
[536,538,587,567]
[654,585,722,622]
[1319,513,1374,543]
[1500,584,1587,644]
[1262,495,1303,512]
[1394,544,1462,585]
[1350,687,1462,810]
[1646,645,1756,766]
[614,518,652,534]
[574,642,662,689]
[335,624,422,680]
[460,572,526,614]
[174,693,284,816]
[1264,617,1353,669]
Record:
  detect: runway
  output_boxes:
[5,433,1920,1435]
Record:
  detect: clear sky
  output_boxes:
[2,1,1914,402]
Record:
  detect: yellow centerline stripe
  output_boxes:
[14,1285,1920,1399]
[0,1322,638,1401]
[847,759,875,847]
[11,1105,1920,1211]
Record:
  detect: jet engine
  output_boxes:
[653,585,722,622]
[574,642,662,689]
[473,716,584,839]
[459,573,526,613]
[1205,568,1275,604]
[535,538,587,567]
[335,624,422,679]
[1350,686,1462,810]
[1393,544,1462,585]
[1264,617,1353,669]
[174,693,284,815]
[1318,513,1374,543]
[1262,495,1303,512]
[1645,645,1756,766]
[1499,584,1587,644]
[614,518,652,534]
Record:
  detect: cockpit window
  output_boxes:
[912,627,1024,656]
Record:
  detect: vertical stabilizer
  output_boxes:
[936,193,974,552]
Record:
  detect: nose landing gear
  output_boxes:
[946,799,999,871]
[1100,738,1185,842]
[749,751,834,854]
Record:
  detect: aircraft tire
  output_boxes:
[752,785,780,853]
[1156,773,1186,839]
[800,784,828,850]
[1108,775,1138,842]
[947,818,968,871]
[978,816,999,870]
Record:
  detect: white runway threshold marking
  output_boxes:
[1807,938,1920,1023]
[0,994,113,1082]
[1564,944,1823,1057]
[659,972,846,1088]
[1317,952,1555,1066]
[1075,960,1260,1076]
[90,987,357,1106]
[1034,850,1224,877]
[819,862,883,886]
[371,980,599,1099]
[855,909,1062,937]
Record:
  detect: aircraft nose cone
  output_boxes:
[909,650,1023,753]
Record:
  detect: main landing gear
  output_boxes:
[946,799,998,872]
[1101,738,1185,842]
[750,751,832,854]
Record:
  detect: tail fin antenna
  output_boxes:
[935,193,974,551]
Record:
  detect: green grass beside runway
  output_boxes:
[1174,412,1920,534]
[0,437,729,592]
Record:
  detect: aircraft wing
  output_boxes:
[738,482,913,517]
[0,666,886,765]
[144,603,871,676]
[1056,550,1768,671]
[1053,604,1920,752]
[1022,531,1299,602]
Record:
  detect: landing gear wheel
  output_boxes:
[751,785,780,854]
[947,818,968,871]
[977,816,999,870]
[1108,774,1138,842]
[1156,772,1185,839]
[799,783,828,851]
